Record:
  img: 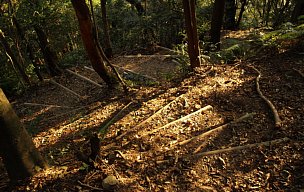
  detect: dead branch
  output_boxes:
[140,105,213,137]
[115,93,186,140]
[65,69,104,88]
[194,137,289,157]
[47,79,83,99]
[250,66,282,127]
[23,102,72,108]
[178,113,255,147]
[293,68,304,78]
[77,180,103,191]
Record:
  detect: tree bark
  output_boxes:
[100,0,113,58]
[210,0,226,50]
[183,0,201,68]
[236,0,247,29]
[224,0,237,30]
[0,30,31,85]
[12,16,43,81]
[71,0,118,87]
[34,26,62,77]
[0,88,47,183]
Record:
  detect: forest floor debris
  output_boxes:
[0,31,304,192]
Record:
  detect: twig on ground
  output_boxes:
[48,79,83,99]
[249,66,282,127]
[77,180,103,191]
[140,105,213,137]
[66,69,104,88]
[178,113,255,147]
[293,68,304,78]
[115,94,186,140]
[23,102,72,108]
[194,137,289,157]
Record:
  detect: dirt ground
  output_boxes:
[0,32,304,191]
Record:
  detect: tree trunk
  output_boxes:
[12,16,43,81]
[34,26,62,77]
[0,30,31,85]
[236,0,247,29]
[100,0,113,58]
[125,0,145,15]
[71,0,118,87]
[0,88,47,183]
[291,0,304,23]
[224,0,237,30]
[210,0,226,50]
[182,0,201,68]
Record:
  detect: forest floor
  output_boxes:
[1,30,304,191]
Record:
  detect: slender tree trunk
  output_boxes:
[236,0,247,29]
[34,26,62,77]
[12,16,43,81]
[71,0,118,87]
[100,0,113,58]
[210,0,226,50]
[183,0,200,68]
[0,88,47,183]
[224,0,237,30]
[0,30,31,85]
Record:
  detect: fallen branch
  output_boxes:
[23,102,72,108]
[140,105,213,137]
[115,94,186,140]
[77,180,103,191]
[98,102,133,138]
[121,55,177,58]
[293,68,304,79]
[65,69,103,88]
[194,137,289,157]
[249,66,282,127]
[48,79,82,99]
[178,113,255,147]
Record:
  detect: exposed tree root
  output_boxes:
[177,113,255,147]
[250,66,282,127]
[194,137,289,157]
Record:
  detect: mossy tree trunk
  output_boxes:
[182,0,201,69]
[71,0,118,87]
[0,88,47,183]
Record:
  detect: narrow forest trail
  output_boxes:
[1,37,304,191]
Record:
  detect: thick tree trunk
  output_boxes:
[100,0,113,58]
[12,16,43,81]
[291,0,304,23]
[210,0,226,50]
[224,0,237,30]
[0,88,47,183]
[236,0,247,29]
[0,30,31,85]
[183,0,201,68]
[34,26,62,77]
[71,0,118,87]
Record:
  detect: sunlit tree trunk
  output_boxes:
[34,26,62,77]
[71,0,118,87]
[0,30,31,85]
[210,0,226,50]
[183,0,200,69]
[100,0,113,58]
[0,88,47,183]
